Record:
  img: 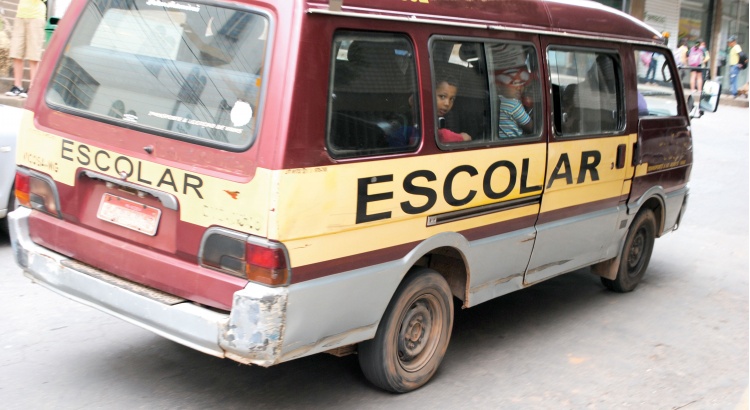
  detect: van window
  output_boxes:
[634,50,679,117]
[549,49,624,136]
[431,40,490,145]
[431,40,541,146]
[46,0,269,148]
[327,32,419,158]
[489,42,542,140]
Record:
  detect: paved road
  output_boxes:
[1,106,747,409]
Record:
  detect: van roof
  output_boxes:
[306,0,663,45]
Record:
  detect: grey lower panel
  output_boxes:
[463,227,536,306]
[8,198,649,366]
[280,227,537,357]
[663,187,688,232]
[525,205,628,285]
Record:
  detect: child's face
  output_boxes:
[435,81,457,117]
[500,84,522,99]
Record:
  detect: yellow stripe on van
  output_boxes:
[272,144,548,266]
[540,136,631,213]
[17,111,653,269]
[16,111,272,236]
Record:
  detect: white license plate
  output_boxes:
[97,193,161,236]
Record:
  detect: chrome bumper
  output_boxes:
[8,207,287,366]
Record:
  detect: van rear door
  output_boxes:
[17,0,274,310]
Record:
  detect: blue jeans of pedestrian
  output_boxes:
[646,59,657,82]
[729,64,740,96]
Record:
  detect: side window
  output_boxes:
[549,49,625,136]
[634,49,679,117]
[326,32,419,158]
[431,41,490,145]
[489,42,542,140]
[430,40,541,146]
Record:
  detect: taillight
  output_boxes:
[14,171,30,207]
[15,169,62,218]
[200,228,291,286]
[245,242,289,286]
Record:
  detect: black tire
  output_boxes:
[358,268,454,393]
[602,209,656,292]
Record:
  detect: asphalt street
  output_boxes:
[0,105,747,409]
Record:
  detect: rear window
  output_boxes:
[46,0,269,149]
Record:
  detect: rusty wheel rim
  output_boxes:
[397,293,443,372]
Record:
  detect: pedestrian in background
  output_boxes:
[4,0,46,98]
[644,51,658,84]
[727,35,742,98]
[674,38,689,84]
[699,40,710,80]
[675,38,688,68]
[688,39,708,95]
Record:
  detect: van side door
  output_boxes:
[526,40,632,285]
[631,47,692,232]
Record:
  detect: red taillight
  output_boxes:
[245,244,289,286]
[14,171,31,207]
[199,228,290,286]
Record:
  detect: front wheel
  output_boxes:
[358,268,454,393]
[602,209,656,292]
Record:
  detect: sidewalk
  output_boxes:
[720,93,750,108]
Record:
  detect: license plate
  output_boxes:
[97,193,161,236]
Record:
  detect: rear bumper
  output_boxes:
[9,206,287,366]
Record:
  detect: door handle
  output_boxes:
[616,144,626,169]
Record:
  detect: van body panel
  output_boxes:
[531,136,632,256]
[16,113,277,234]
[274,144,545,268]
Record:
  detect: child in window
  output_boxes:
[435,77,472,143]
[387,76,472,146]
[495,67,533,139]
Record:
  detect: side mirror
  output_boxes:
[700,80,721,113]
[688,80,722,119]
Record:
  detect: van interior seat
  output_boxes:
[330,41,414,152]
[561,83,581,134]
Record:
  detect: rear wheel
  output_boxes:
[602,209,656,292]
[358,268,454,393]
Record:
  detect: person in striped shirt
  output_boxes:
[496,68,533,139]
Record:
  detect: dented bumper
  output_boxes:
[8,207,287,366]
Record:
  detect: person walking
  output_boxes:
[727,36,742,98]
[699,40,710,79]
[675,38,689,84]
[688,39,709,95]
[645,51,658,84]
[4,0,46,98]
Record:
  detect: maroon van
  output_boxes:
[10,0,719,392]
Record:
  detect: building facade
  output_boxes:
[598,0,748,94]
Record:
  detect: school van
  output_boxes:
[9,0,720,393]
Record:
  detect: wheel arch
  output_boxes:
[403,232,470,306]
[628,187,667,237]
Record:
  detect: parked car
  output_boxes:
[1,104,22,233]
